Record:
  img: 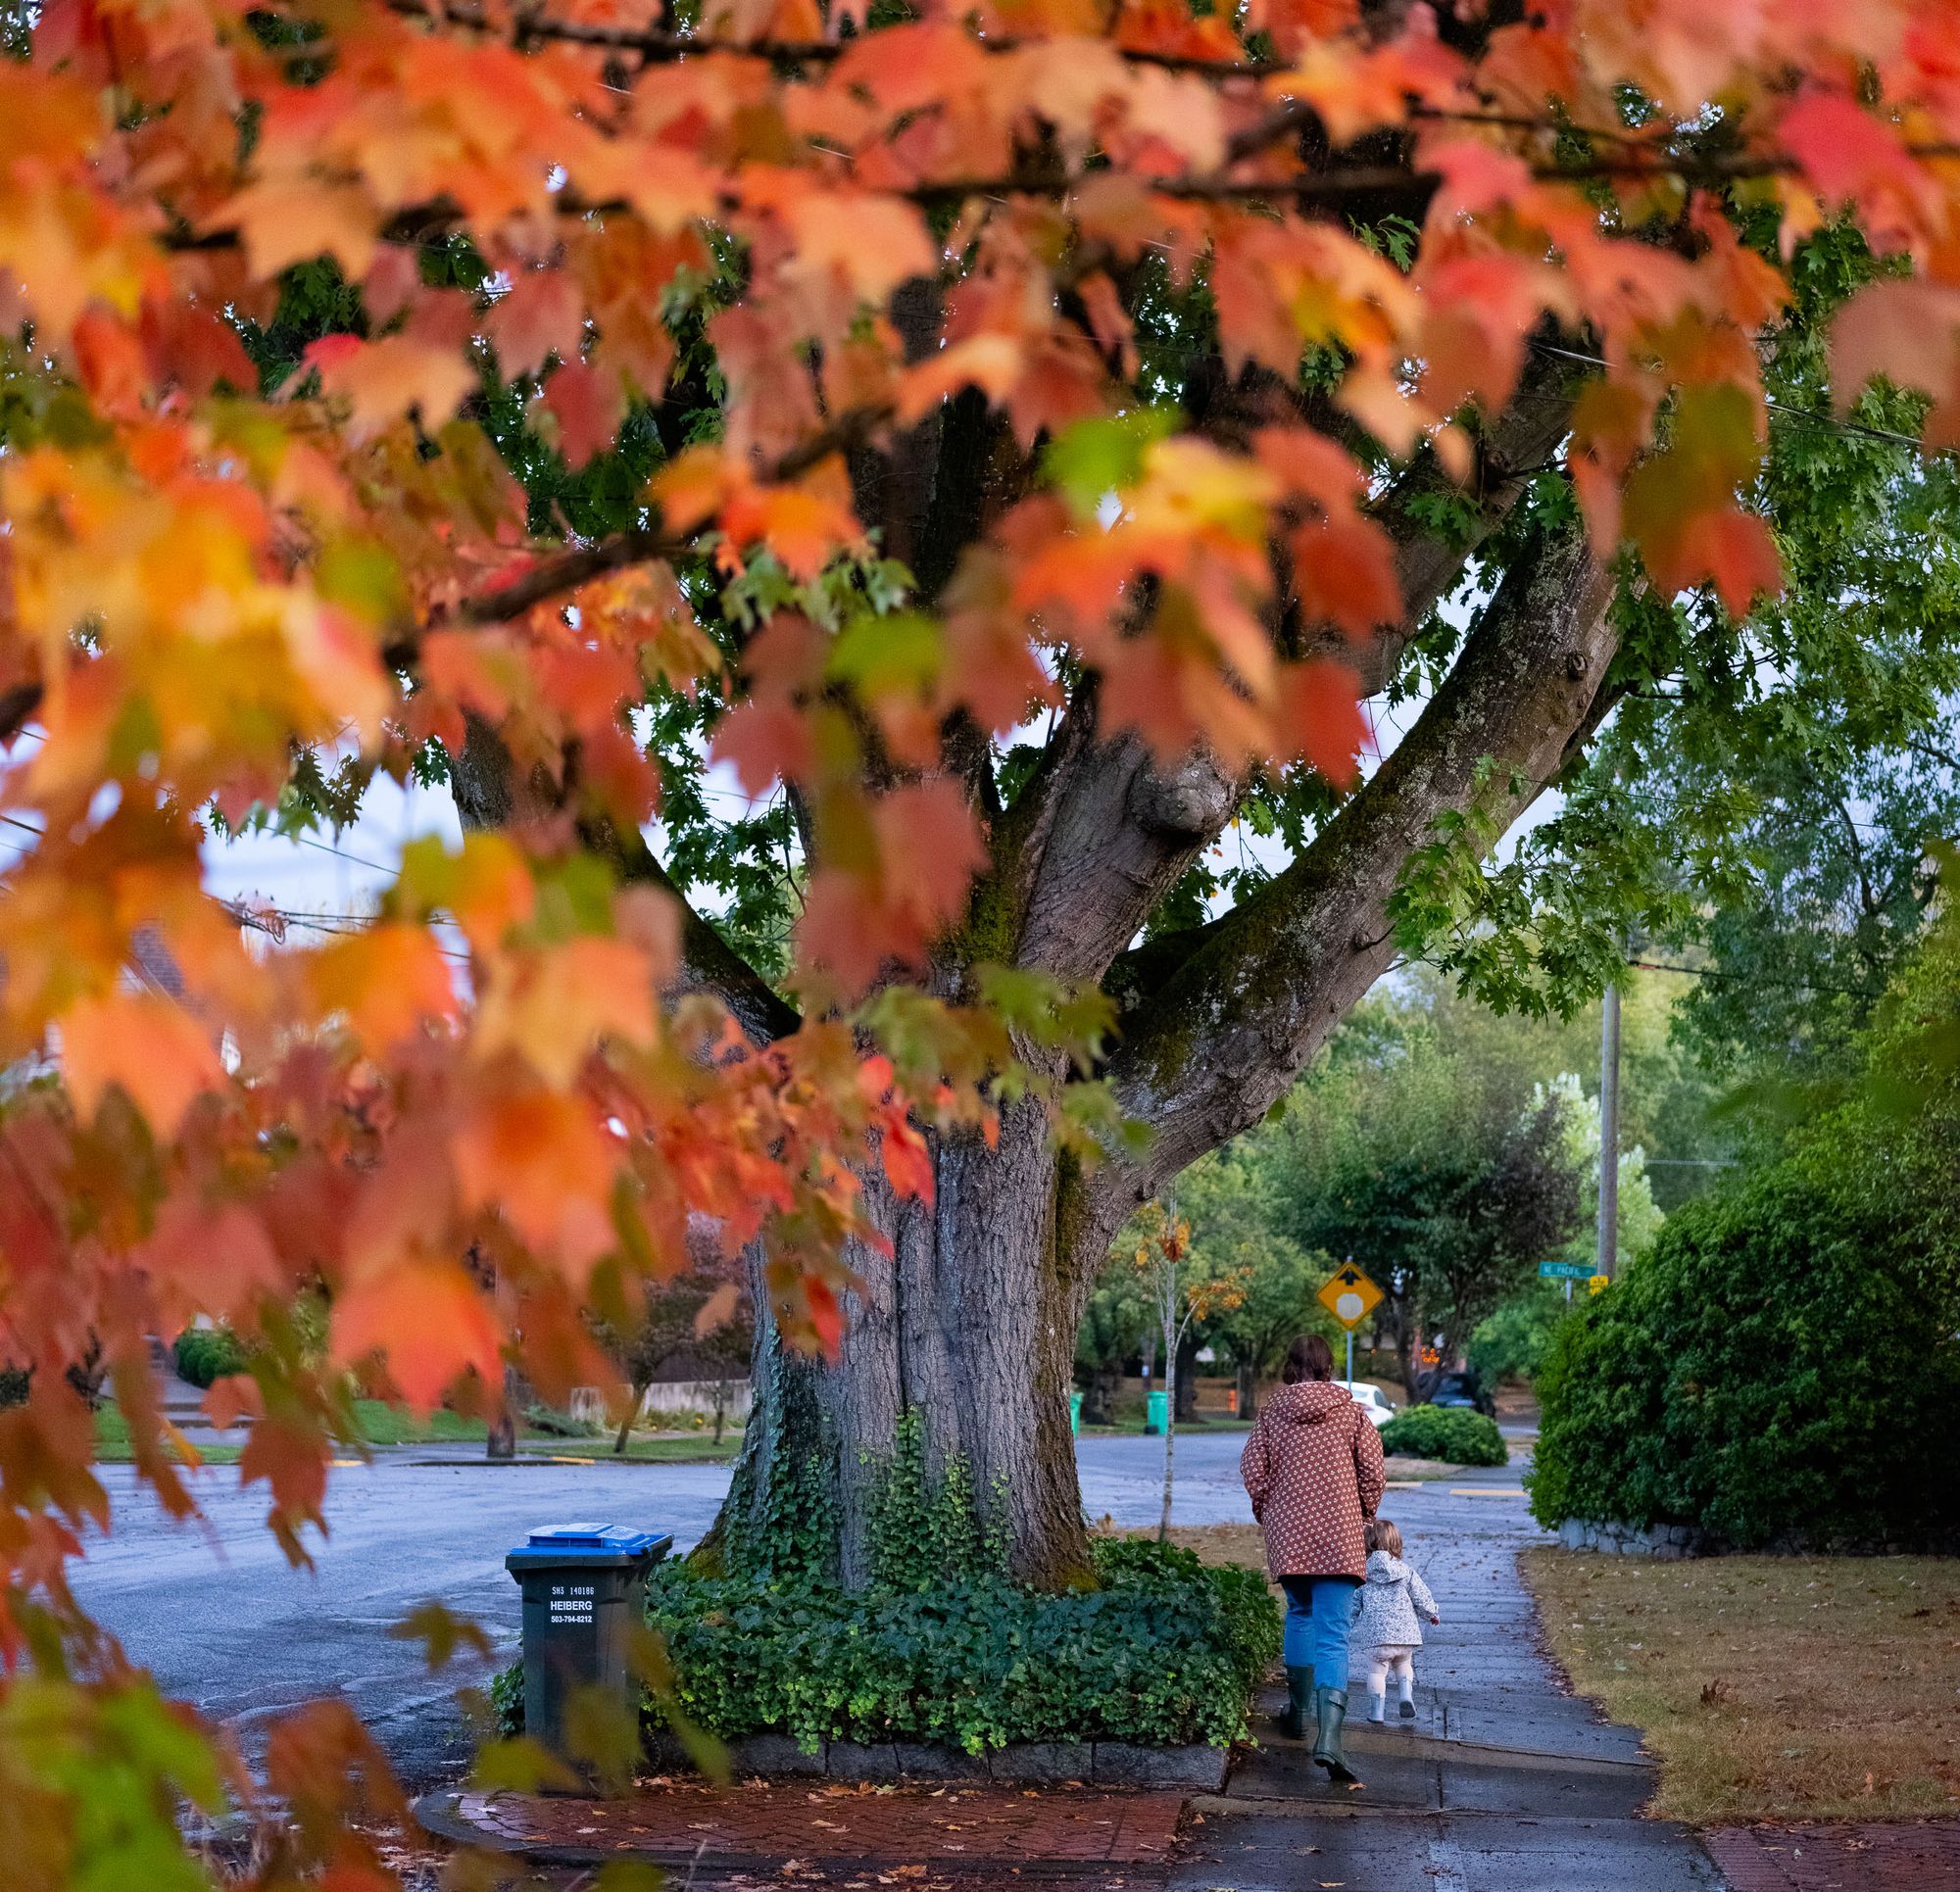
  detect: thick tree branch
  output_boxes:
[584,813,804,1045]
[452,715,800,1046]
[1088,521,1619,1235]
[1333,336,1592,696]
[1003,351,1587,986]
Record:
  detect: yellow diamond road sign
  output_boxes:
[1317,1264,1383,1332]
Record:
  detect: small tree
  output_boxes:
[599,1275,754,1454]
[1131,1201,1248,1540]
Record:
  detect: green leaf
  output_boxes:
[1043,409,1177,515]
[826,610,943,699]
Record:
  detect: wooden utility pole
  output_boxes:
[1595,980,1620,1280]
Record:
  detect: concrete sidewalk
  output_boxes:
[1164,1481,1725,1892]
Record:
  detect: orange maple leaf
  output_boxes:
[61,991,224,1140]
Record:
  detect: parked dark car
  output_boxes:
[1421,1369,1495,1417]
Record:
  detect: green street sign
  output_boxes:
[1539,1260,1594,1280]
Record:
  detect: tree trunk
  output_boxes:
[486,1371,517,1460]
[1083,1363,1119,1427]
[1174,1333,1199,1421]
[1237,1356,1257,1421]
[452,417,1620,1586]
[1390,1292,1422,1406]
[718,1095,1101,1589]
[614,1382,646,1455]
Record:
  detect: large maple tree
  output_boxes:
[4,0,1960,1874]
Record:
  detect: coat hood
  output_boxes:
[1364,1549,1409,1584]
[1270,1380,1358,1425]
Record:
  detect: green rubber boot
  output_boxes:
[1277,1665,1315,1739]
[1310,1686,1362,1787]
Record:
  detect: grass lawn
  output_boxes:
[349,1399,489,1446]
[1521,1548,1960,1822]
[94,1408,242,1466]
[519,1432,743,1463]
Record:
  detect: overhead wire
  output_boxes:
[1528,338,1945,459]
[1627,954,1881,999]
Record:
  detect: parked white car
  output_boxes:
[1336,1381,1396,1430]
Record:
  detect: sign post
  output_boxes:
[1316,1262,1384,1387]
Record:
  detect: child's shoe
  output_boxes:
[1398,1699,1417,1722]
[1366,1691,1385,1723]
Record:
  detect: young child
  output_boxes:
[1350,1519,1440,1724]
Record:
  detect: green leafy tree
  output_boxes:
[1529,903,1960,1544]
[1457,225,1960,1094]
[1161,1141,1336,1415]
[1272,1030,1586,1397]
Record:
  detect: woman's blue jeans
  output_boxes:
[1279,1575,1359,1695]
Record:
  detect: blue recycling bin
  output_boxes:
[1069,1391,1083,1435]
[507,1522,671,1788]
[1145,1389,1169,1434]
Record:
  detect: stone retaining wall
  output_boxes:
[1557,1517,1940,1559]
[1555,1517,1715,1559]
[648,1732,1229,1790]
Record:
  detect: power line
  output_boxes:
[1529,339,1943,459]
[288,833,396,873]
[1628,955,1880,999]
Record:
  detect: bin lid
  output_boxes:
[506,1522,672,1574]
[525,1523,660,1552]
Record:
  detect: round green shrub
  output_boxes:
[1527,1144,1960,1550]
[1378,1405,1506,1467]
[172,1328,247,1389]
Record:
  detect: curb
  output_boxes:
[401,1454,736,1469]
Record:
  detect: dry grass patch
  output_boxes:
[1161,1524,1268,1572]
[1521,1547,1960,1823]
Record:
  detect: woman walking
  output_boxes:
[1239,1334,1387,1786]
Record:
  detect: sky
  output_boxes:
[193,643,1571,943]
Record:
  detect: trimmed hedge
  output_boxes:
[645,1535,1279,1755]
[489,1536,1282,1754]
[172,1328,247,1388]
[1379,1405,1506,1467]
[1527,1145,1960,1550]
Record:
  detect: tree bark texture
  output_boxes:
[716,1092,1099,1588]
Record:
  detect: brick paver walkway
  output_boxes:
[1703,1822,1960,1890]
[452,1779,1185,1876]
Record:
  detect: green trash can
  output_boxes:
[1069,1391,1083,1435]
[1146,1389,1169,1434]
